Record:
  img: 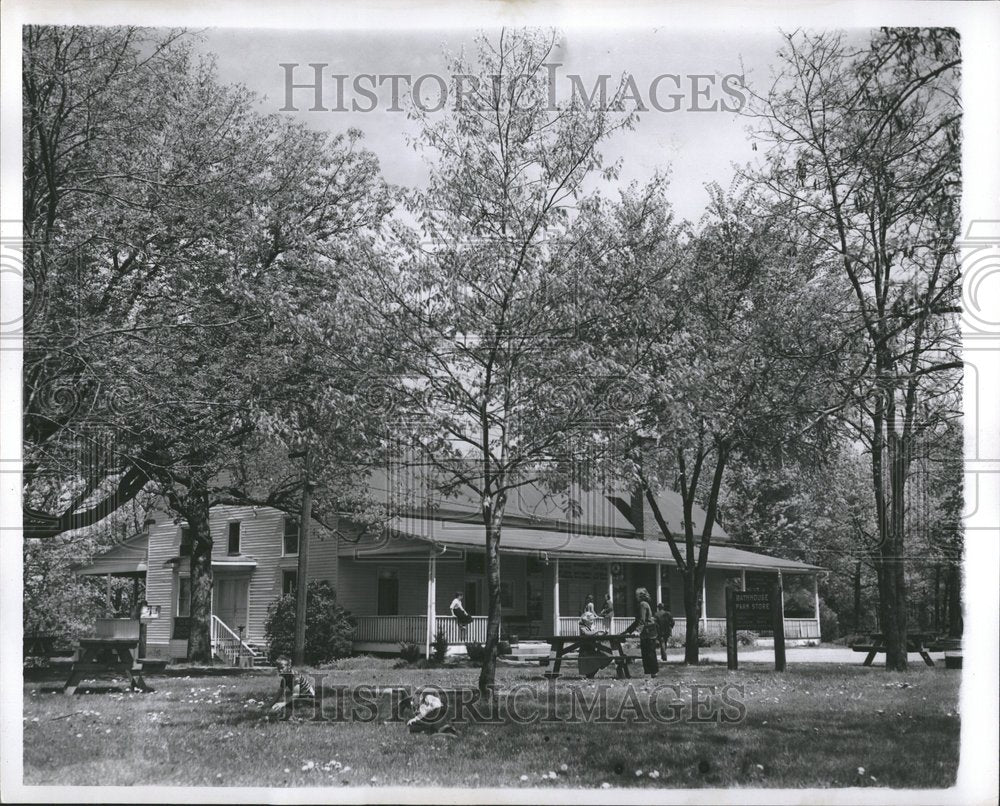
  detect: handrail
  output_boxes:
[211,615,257,659]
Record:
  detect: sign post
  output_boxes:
[725,587,738,670]
[771,580,786,672]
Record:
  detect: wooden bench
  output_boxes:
[540,652,642,679]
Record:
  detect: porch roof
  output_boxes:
[373,517,823,573]
[73,532,149,576]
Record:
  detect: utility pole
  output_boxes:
[291,446,314,667]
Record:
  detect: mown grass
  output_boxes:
[22,660,959,789]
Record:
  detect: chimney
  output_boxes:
[630,483,648,539]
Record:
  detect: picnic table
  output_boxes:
[540,633,636,679]
[63,638,154,695]
[852,632,936,667]
[24,633,58,662]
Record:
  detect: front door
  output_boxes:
[213,576,249,633]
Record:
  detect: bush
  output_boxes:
[697,631,726,647]
[398,641,421,663]
[263,581,355,665]
[432,627,449,663]
[819,602,840,642]
[465,642,485,663]
[736,630,758,647]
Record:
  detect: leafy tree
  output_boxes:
[748,29,962,669]
[593,183,843,663]
[22,26,390,661]
[356,29,636,695]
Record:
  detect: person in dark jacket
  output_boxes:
[623,587,658,677]
[654,602,675,661]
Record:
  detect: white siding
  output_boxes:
[143,505,339,656]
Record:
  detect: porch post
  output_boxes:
[741,569,746,591]
[425,553,437,660]
[553,558,560,636]
[700,572,708,629]
[655,562,662,606]
[606,562,614,605]
[777,569,786,620]
[106,573,112,608]
[813,573,821,628]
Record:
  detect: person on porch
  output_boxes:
[599,593,614,631]
[623,587,658,678]
[450,592,473,638]
[579,595,599,636]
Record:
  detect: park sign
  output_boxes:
[734,591,772,632]
[725,584,786,671]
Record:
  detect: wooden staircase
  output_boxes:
[210,615,258,667]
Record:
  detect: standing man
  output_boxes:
[654,602,674,662]
[623,587,658,678]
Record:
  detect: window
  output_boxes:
[177,576,191,616]
[179,526,192,556]
[465,552,485,575]
[500,580,515,609]
[227,522,241,556]
[377,569,399,616]
[283,518,299,556]
[282,570,297,596]
[464,581,480,615]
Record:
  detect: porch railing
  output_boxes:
[352,615,488,645]
[434,616,488,644]
[556,616,818,639]
[557,617,634,636]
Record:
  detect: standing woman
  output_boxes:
[579,594,599,636]
[599,593,614,632]
[623,587,658,677]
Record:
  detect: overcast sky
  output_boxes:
[197,28,870,225]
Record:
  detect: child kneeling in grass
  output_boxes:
[402,689,457,736]
[269,654,316,717]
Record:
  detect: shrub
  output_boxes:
[263,581,355,665]
[398,641,421,663]
[819,602,840,642]
[697,631,726,647]
[465,642,486,663]
[736,630,758,647]
[432,627,449,663]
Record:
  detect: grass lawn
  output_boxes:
[22,659,960,789]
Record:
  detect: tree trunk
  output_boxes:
[946,561,962,638]
[478,506,504,697]
[853,559,863,632]
[933,565,941,633]
[882,425,909,671]
[186,485,214,664]
[682,574,700,665]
